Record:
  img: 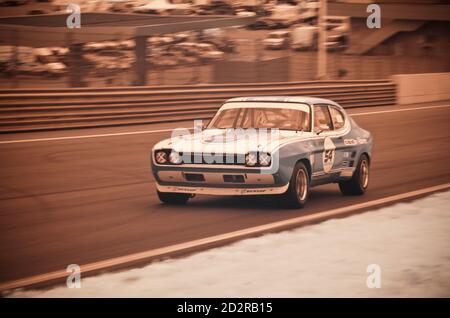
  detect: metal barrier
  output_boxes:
[0,80,396,133]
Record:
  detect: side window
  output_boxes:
[329,107,346,130]
[314,105,333,132]
[298,110,311,132]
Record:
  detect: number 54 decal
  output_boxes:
[323,137,336,173]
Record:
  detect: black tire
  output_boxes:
[282,161,310,209]
[157,190,191,204]
[339,154,370,196]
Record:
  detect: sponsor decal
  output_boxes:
[243,189,267,194]
[344,138,358,146]
[323,137,336,173]
[357,137,368,144]
[175,187,197,193]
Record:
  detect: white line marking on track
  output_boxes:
[1,183,448,292]
[350,104,450,117]
[0,128,174,144]
[0,104,449,145]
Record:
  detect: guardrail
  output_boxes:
[0,80,396,133]
[0,80,390,94]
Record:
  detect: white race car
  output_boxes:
[151,96,372,208]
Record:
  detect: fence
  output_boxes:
[1,25,449,89]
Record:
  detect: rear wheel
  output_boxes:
[339,154,370,195]
[157,191,191,204]
[283,161,310,209]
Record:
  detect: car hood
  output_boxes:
[154,129,314,154]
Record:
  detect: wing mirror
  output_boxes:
[194,121,207,131]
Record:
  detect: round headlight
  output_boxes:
[245,152,257,166]
[155,151,167,164]
[169,151,182,164]
[259,153,271,166]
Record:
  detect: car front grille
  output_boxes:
[181,153,246,165]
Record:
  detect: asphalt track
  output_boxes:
[0,101,449,289]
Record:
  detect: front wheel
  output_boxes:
[339,154,370,195]
[282,161,310,209]
[157,190,191,205]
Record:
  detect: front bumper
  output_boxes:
[156,183,289,195]
[152,166,289,196]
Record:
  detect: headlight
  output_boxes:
[169,151,182,164]
[245,152,257,166]
[259,153,271,166]
[155,150,167,164]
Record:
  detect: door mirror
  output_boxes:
[194,121,207,131]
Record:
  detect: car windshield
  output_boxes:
[207,104,311,131]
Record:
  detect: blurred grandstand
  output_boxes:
[0,0,449,87]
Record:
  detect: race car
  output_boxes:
[151,96,372,208]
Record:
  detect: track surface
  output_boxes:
[0,101,449,283]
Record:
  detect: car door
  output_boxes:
[311,105,336,184]
[328,105,360,176]
[327,105,349,176]
[312,104,352,182]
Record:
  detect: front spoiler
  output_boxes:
[156,183,289,196]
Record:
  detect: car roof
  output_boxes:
[225,96,342,108]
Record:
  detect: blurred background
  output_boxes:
[0,0,449,88]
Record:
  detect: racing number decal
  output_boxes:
[323,137,336,173]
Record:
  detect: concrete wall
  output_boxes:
[372,21,450,58]
[392,73,450,104]
[349,20,450,58]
